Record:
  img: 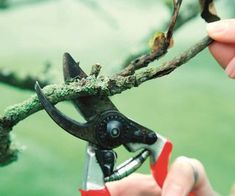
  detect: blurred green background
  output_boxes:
[0,0,234,195]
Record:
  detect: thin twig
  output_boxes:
[135,36,213,83]
[118,0,183,77]
[121,1,200,69]
[0,67,50,90]
[90,63,102,77]
[166,0,182,41]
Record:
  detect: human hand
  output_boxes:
[161,156,215,196]
[207,19,235,79]
[106,173,161,196]
[106,156,216,196]
[231,183,235,196]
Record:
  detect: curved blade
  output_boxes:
[63,53,118,120]
[35,82,98,144]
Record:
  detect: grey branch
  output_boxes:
[0,0,52,10]
[121,1,200,69]
[0,67,50,90]
[0,35,212,166]
[119,0,183,77]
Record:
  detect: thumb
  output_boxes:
[162,156,216,196]
[231,183,235,196]
[207,19,235,43]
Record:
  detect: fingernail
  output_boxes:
[207,21,229,35]
[163,183,185,196]
[225,59,235,79]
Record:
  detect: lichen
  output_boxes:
[0,36,212,166]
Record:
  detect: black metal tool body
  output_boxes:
[35,53,158,186]
[35,53,174,196]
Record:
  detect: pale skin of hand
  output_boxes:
[207,19,235,79]
[106,156,215,196]
[106,19,235,196]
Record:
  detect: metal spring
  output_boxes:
[104,150,149,182]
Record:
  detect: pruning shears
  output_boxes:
[35,53,173,196]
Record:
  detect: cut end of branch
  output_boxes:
[90,63,102,77]
[0,148,18,166]
[0,128,18,166]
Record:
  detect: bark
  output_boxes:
[0,67,50,90]
[0,0,219,165]
[0,36,212,165]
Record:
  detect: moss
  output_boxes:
[0,125,18,166]
[0,148,18,166]
[0,36,211,166]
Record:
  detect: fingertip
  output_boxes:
[206,21,228,38]
[225,57,235,79]
[162,156,194,196]
[208,42,235,69]
[162,156,215,196]
[207,19,235,43]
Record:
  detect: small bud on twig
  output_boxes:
[90,63,102,78]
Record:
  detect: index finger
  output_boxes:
[208,42,235,69]
[207,19,235,43]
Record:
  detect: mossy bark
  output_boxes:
[0,125,17,166]
[0,36,212,166]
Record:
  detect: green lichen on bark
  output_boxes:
[0,36,212,166]
[0,125,18,166]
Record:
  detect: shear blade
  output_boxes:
[63,52,87,82]
[35,81,98,144]
[63,53,118,121]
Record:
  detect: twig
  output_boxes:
[121,1,200,69]
[0,67,50,90]
[166,0,182,41]
[0,0,52,10]
[135,36,213,83]
[118,0,182,77]
[90,63,102,77]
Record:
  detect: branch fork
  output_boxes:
[0,0,218,166]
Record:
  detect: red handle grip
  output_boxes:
[150,140,195,196]
[80,187,111,196]
[150,140,173,187]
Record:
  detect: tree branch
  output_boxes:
[119,0,183,77]
[0,0,51,10]
[0,1,199,91]
[120,1,200,69]
[0,35,212,165]
[0,67,50,90]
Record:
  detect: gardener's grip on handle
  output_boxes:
[150,140,195,196]
[80,140,195,196]
[150,140,173,188]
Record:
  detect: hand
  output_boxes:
[106,173,161,196]
[207,19,235,79]
[161,156,215,196]
[231,183,235,196]
[106,156,216,196]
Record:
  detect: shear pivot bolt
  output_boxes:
[111,128,119,137]
[107,120,122,138]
